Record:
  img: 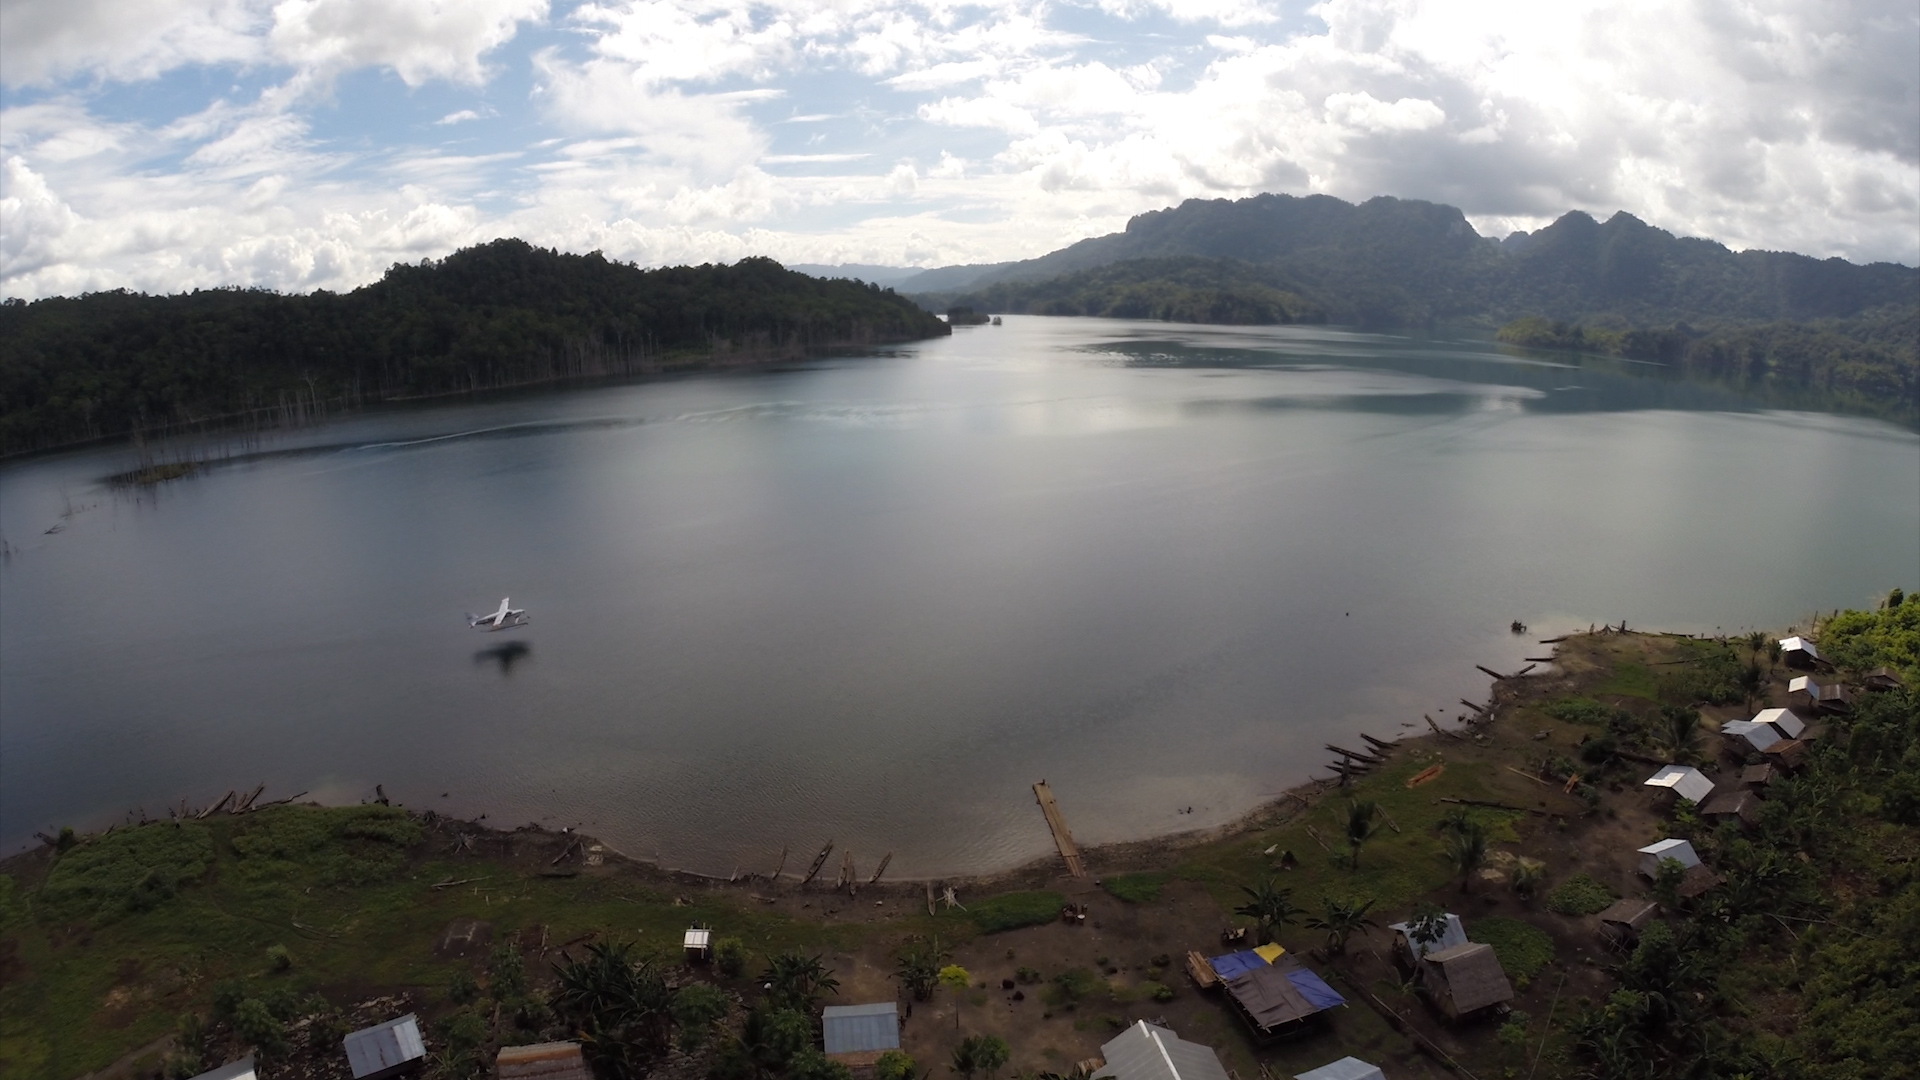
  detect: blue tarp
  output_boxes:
[1207,950,1268,980]
[1283,968,1346,1010]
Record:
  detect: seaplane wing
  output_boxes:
[466,598,529,631]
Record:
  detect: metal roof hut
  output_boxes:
[822,1003,901,1067]
[1636,838,1701,879]
[1419,942,1514,1022]
[1221,958,1346,1040]
[497,1043,593,1080]
[1864,667,1906,692]
[187,1059,257,1080]
[1720,720,1782,755]
[1643,764,1715,804]
[1387,912,1467,969]
[344,1014,426,1080]
[1700,787,1763,827]
[1788,678,1852,715]
[1091,1021,1232,1080]
[1754,707,1808,740]
[1779,636,1823,671]
[1597,898,1660,949]
[1293,1059,1386,1080]
[684,927,713,963]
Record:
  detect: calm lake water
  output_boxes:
[3,318,1915,875]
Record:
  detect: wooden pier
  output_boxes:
[1032,781,1087,878]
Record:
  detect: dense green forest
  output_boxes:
[0,240,948,455]
[930,257,1325,324]
[1496,307,1919,424]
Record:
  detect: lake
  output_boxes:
[2,317,1915,876]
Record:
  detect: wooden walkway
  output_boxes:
[1032,781,1087,878]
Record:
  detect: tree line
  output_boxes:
[0,240,950,455]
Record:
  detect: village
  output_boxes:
[4,601,1915,1080]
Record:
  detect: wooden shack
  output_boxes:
[1597,898,1659,949]
[1700,788,1763,827]
[1419,942,1514,1022]
[1863,667,1905,692]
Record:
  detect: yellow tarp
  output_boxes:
[1253,943,1286,964]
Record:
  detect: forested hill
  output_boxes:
[913,193,1918,327]
[0,240,949,455]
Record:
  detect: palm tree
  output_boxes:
[966,1036,1009,1080]
[1738,659,1767,712]
[1658,706,1703,764]
[893,937,948,1001]
[1444,821,1488,893]
[551,942,675,1073]
[760,952,839,1014]
[1234,877,1303,945]
[1345,800,1379,871]
[1306,896,1379,956]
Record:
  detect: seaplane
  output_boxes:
[466,598,531,631]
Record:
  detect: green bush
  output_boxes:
[1544,698,1617,725]
[266,944,292,972]
[1471,917,1556,980]
[714,936,748,977]
[1146,981,1175,1002]
[963,890,1064,933]
[672,982,731,1050]
[228,805,422,886]
[1045,968,1102,1009]
[1100,872,1169,903]
[448,969,479,1004]
[875,1050,917,1080]
[1547,874,1618,916]
[39,823,216,921]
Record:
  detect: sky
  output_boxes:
[1,0,1916,299]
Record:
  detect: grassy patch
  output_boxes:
[1470,917,1556,982]
[1100,872,1169,903]
[1546,873,1617,916]
[962,890,1064,933]
[1543,698,1616,725]
[39,823,217,922]
[1594,659,1658,700]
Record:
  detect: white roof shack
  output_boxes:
[344,1014,425,1080]
[684,928,712,961]
[1754,708,1807,739]
[1092,1021,1232,1080]
[1644,765,1715,803]
[1387,913,1467,962]
[1637,839,1702,878]
[1788,675,1817,696]
[188,1059,257,1080]
[1721,720,1782,754]
[1780,636,1821,668]
[1294,1059,1386,1080]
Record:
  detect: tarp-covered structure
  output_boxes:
[1221,957,1346,1038]
[1091,1021,1231,1080]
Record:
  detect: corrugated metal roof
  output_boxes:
[1293,1058,1385,1080]
[1779,636,1819,659]
[189,1058,257,1080]
[684,929,712,948]
[344,1014,425,1079]
[1637,838,1701,877]
[1389,913,1467,959]
[822,1002,899,1054]
[1754,708,1807,738]
[1721,721,1781,752]
[1643,765,1714,803]
[1093,1022,1231,1080]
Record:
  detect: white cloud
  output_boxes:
[1,0,1915,299]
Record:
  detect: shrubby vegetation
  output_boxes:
[938,258,1323,325]
[0,241,949,454]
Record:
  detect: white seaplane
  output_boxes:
[466,598,531,631]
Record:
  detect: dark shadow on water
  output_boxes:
[474,641,532,674]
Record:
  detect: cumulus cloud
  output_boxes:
[0,0,1914,299]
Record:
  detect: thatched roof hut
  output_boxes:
[1419,942,1513,1021]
